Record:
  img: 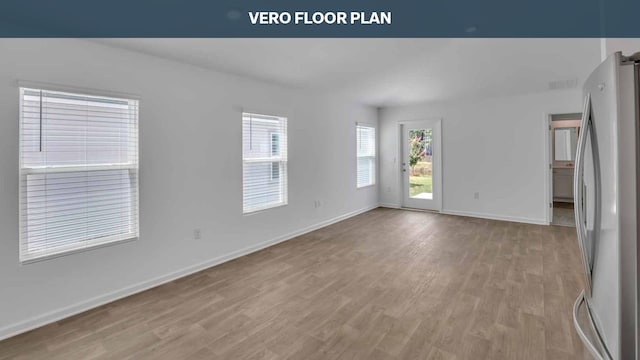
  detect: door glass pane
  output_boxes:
[408,128,433,199]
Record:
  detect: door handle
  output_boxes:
[574,93,593,298]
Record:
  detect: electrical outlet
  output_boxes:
[193,229,202,240]
[473,192,480,200]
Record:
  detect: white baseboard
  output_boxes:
[0,204,379,342]
[378,203,401,209]
[379,205,545,226]
[440,209,547,225]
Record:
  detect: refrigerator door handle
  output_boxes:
[573,290,613,360]
[574,93,593,297]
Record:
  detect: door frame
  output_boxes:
[544,114,553,225]
[397,119,443,211]
[544,112,583,225]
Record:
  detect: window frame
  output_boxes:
[242,112,288,214]
[356,123,377,189]
[18,84,140,263]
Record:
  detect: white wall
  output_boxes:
[379,90,583,224]
[0,39,378,339]
[601,38,640,60]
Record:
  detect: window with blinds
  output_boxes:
[242,112,287,213]
[356,124,376,188]
[19,87,139,262]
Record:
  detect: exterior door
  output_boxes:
[401,120,441,210]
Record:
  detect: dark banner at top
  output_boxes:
[0,0,637,37]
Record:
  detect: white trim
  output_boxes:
[0,204,379,341]
[356,124,376,188]
[355,121,377,127]
[386,204,545,224]
[243,157,285,163]
[242,112,288,214]
[543,110,582,225]
[239,106,293,122]
[398,119,443,211]
[379,202,401,208]
[23,163,137,174]
[17,80,141,100]
[242,200,288,215]
[544,113,553,225]
[357,184,376,190]
[441,209,547,225]
[21,235,138,265]
[18,86,140,264]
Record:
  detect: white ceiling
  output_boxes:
[98,38,601,107]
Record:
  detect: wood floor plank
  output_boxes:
[0,208,587,359]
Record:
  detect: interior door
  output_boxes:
[401,120,441,210]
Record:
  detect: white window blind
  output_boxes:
[356,124,376,188]
[242,112,287,213]
[19,87,139,262]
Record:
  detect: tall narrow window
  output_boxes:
[242,112,287,213]
[356,124,376,188]
[19,87,139,262]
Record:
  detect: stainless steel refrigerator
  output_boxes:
[573,51,639,360]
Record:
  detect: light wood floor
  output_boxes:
[0,208,589,360]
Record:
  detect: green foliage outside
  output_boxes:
[408,129,433,197]
[408,129,432,174]
[409,165,433,197]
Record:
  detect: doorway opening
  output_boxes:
[549,113,581,226]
